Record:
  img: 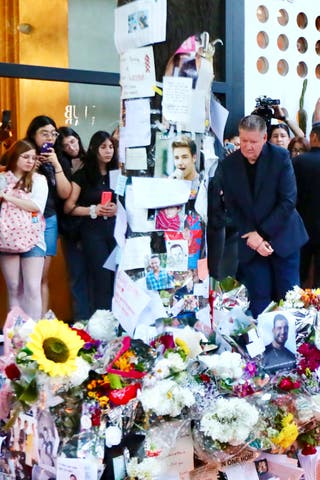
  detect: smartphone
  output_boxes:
[101,191,112,205]
[40,142,53,154]
[224,142,236,152]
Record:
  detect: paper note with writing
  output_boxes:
[114,0,167,53]
[159,430,194,478]
[112,270,151,336]
[210,95,229,145]
[120,46,156,99]
[163,76,193,124]
[119,235,151,270]
[132,177,191,209]
[120,98,151,148]
[126,147,147,170]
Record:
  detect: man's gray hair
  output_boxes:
[239,114,267,134]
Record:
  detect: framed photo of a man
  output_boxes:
[257,311,296,373]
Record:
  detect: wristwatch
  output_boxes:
[89,204,97,219]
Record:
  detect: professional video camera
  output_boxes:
[252,96,281,127]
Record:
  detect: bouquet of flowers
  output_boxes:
[192,396,259,466]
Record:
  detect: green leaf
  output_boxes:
[108,373,123,389]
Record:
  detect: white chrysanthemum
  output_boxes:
[282,285,305,309]
[200,397,259,446]
[200,351,244,379]
[87,309,118,341]
[127,457,162,480]
[139,378,195,417]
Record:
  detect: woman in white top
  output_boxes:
[0,140,48,319]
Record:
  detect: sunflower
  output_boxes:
[26,319,85,377]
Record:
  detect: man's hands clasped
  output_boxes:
[241,231,274,257]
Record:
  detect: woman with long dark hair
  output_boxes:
[64,130,118,313]
[0,140,48,319]
[55,126,90,320]
[26,115,71,315]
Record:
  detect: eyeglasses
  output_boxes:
[38,130,59,139]
[291,148,305,154]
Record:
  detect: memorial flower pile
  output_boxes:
[3,284,320,479]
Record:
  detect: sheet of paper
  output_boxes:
[186,89,206,133]
[114,199,127,248]
[163,76,193,124]
[125,185,155,232]
[120,46,156,99]
[114,173,127,196]
[109,169,120,191]
[112,270,151,336]
[56,457,97,480]
[119,235,151,270]
[210,95,229,145]
[103,246,118,272]
[126,147,147,170]
[132,177,191,209]
[120,98,151,147]
[135,288,168,327]
[246,328,266,357]
[114,0,167,53]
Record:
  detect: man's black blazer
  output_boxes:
[219,142,308,263]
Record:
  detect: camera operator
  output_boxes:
[252,96,304,143]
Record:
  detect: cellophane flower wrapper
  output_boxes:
[143,418,191,459]
[192,395,260,467]
[213,279,250,313]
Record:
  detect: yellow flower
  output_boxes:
[175,338,190,356]
[26,319,84,377]
[271,414,299,449]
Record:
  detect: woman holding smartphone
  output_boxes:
[26,116,71,316]
[64,130,118,313]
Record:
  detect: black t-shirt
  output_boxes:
[71,168,116,232]
[40,155,71,218]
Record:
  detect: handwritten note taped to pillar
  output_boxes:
[163,76,193,124]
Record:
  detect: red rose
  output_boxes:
[278,377,300,391]
[301,444,317,455]
[4,363,21,381]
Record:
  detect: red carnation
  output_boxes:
[4,363,21,381]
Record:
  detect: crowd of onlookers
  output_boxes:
[0,116,119,321]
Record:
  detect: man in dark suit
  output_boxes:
[213,114,308,317]
[293,125,320,287]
